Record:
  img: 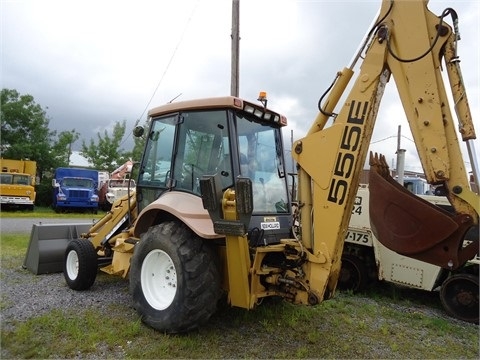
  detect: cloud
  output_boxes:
[2,0,478,176]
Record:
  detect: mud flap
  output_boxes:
[23,223,92,275]
[368,153,478,270]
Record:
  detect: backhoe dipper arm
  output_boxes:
[292,0,479,296]
[369,1,479,270]
[385,4,477,215]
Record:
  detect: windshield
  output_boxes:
[62,178,94,188]
[138,116,176,187]
[236,114,289,214]
[173,110,232,193]
[0,174,30,185]
[139,110,232,195]
[109,179,136,188]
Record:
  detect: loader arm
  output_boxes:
[292,0,479,297]
[82,192,137,251]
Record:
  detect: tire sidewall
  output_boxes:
[131,225,186,328]
[130,221,220,333]
[63,239,98,290]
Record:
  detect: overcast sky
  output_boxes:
[1,0,479,174]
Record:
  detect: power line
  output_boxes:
[370,134,414,144]
[120,0,199,149]
[135,1,199,125]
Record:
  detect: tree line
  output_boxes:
[0,88,146,206]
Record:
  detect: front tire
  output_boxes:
[130,221,221,333]
[64,239,98,290]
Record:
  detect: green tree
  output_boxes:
[1,88,84,206]
[80,120,130,171]
[1,88,55,180]
[52,130,81,167]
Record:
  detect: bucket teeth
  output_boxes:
[369,151,390,177]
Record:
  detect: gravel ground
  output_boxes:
[1,266,132,331]
[0,259,135,360]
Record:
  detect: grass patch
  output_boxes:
[0,234,28,258]
[0,234,28,270]
[1,285,478,359]
[1,308,142,359]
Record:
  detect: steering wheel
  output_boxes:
[183,163,205,173]
[182,163,206,191]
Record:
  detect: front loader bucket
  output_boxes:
[368,153,478,270]
[23,223,92,275]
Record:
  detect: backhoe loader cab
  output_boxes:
[134,96,292,245]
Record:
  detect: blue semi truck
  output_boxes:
[52,167,99,213]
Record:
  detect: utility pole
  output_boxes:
[230,0,240,97]
[396,125,406,185]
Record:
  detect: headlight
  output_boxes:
[253,109,263,118]
[244,105,255,114]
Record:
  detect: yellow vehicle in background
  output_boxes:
[0,158,36,210]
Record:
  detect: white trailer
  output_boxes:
[340,184,479,323]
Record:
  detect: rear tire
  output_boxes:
[130,221,221,333]
[64,239,98,290]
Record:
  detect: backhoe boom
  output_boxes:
[292,0,478,298]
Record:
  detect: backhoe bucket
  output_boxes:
[368,153,478,270]
[23,223,92,275]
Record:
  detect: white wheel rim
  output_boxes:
[141,249,177,310]
[66,250,79,280]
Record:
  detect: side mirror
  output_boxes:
[133,126,144,138]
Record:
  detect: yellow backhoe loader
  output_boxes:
[24,0,479,332]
